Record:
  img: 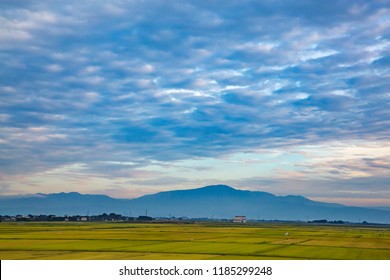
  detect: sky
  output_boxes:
[0,0,389,207]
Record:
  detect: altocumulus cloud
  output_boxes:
[0,0,389,205]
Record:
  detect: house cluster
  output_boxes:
[0,213,152,222]
[0,214,249,223]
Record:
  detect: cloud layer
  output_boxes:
[1,1,389,205]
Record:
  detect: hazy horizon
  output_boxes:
[1,1,389,207]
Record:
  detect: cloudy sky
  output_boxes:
[1,0,389,206]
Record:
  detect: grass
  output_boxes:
[0,221,389,260]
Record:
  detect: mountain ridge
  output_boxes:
[0,185,389,223]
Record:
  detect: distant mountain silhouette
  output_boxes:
[0,185,389,223]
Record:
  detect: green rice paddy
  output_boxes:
[0,222,389,260]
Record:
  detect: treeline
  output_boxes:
[308,219,347,224]
[0,213,153,222]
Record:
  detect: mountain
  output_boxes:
[0,192,130,216]
[0,185,389,223]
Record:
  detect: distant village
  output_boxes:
[0,213,248,223]
[0,214,372,225]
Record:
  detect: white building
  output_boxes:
[232,215,247,223]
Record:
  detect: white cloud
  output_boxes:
[46,64,63,72]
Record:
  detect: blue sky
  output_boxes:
[0,0,389,206]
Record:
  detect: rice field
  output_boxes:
[0,222,389,260]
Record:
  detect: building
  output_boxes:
[232,215,247,223]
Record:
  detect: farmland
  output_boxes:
[0,222,389,260]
